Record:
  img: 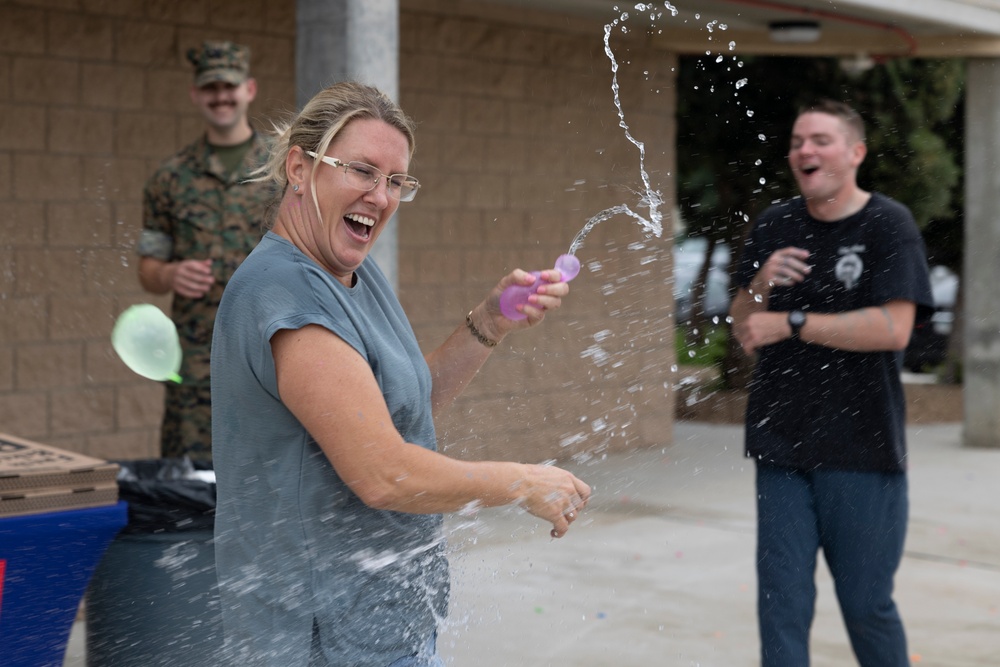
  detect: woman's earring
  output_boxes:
[292,184,300,192]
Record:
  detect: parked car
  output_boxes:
[673,237,731,323]
[904,264,959,372]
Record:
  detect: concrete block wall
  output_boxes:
[399,2,679,463]
[0,0,295,459]
[0,0,678,466]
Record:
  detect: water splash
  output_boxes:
[567,11,666,257]
[351,535,447,574]
[568,204,633,254]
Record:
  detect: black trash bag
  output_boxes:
[114,458,216,534]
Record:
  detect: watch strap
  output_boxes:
[788,310,806,339]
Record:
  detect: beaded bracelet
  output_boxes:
[465,311,499,348]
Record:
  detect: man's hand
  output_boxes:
[751,247,811,294]
[729,247,810,355]
[733,311,795,355]
[138,256,215,298]
[171,258,215,298]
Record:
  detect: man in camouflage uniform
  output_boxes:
[137,41,274,461]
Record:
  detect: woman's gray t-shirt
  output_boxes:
[211,232,448,666]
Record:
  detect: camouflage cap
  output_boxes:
[187,40,251,87]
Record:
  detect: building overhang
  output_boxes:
[449,0,1000,57]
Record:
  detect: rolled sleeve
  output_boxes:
[136,229,173,260]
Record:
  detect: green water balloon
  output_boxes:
[111,304,183,383]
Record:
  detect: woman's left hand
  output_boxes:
[471,268,571,344]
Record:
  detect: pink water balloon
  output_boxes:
[555,254,581,281]
[499,254,581,320]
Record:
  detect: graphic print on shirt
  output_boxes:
[835,244,866,291]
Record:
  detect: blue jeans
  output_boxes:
[755,462,909,667]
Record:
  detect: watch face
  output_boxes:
[790,310,806,327]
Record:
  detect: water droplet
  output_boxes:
[735,78,748,89]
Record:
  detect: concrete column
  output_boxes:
[963,59,1000,448]
[296,0,401,289]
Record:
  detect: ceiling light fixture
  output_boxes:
[722,0,918,56]
[768,20,821,43]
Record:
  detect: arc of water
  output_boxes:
[603,20,664,237]
[568,204,648,255]
[566,16,666,257]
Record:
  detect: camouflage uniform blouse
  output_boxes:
[137,132,274,387]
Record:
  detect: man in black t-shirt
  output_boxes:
[730,100,932,667]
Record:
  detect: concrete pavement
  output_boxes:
[64,422,1000,666]
[437,422,1000,667]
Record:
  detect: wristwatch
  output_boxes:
[788,310,806,340]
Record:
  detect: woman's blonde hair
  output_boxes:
[258,81,416,225]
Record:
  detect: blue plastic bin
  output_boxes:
[0,502,127,667]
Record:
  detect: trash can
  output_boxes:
[85,459,221,666]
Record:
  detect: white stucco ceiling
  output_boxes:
[464,0,1000,56]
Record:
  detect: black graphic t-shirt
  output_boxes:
[736,193,934,473]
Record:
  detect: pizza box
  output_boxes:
[0,432,119,500]
[0,482,121,518]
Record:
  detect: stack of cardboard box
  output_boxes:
[0,433,119,518]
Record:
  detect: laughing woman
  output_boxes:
[210,81,590,667]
